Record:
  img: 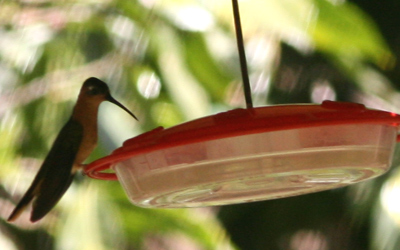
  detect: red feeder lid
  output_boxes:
[85,100,400,180]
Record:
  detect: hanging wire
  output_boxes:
[231,0,253,109]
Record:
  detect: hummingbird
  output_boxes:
[7,77,137,222]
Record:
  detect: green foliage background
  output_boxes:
[1,0,400,249]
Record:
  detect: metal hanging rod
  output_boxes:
[231,0,253,109]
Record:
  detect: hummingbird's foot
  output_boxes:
[81,164,88,175]
[72,164,87,175]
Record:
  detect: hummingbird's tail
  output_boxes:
[30,173,75,222]
[7,187,35,222]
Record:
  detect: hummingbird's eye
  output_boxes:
[87,86,101,96]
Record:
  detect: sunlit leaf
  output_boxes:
[310,0,394,68]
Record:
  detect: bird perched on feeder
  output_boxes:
[8,77,137,222]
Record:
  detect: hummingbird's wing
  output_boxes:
[30,119,83,222]
[8,119,83,222]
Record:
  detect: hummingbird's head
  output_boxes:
[80,77,138,120]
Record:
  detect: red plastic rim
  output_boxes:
[84,101,400,180]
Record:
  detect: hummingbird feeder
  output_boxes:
[84,1,400,208]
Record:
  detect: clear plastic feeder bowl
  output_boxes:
[85,101,400,208]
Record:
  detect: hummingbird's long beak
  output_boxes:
[106,94,138,121]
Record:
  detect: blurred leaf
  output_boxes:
[310,0,394,68]
[179,31,232,101]
[212,0,393,68]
